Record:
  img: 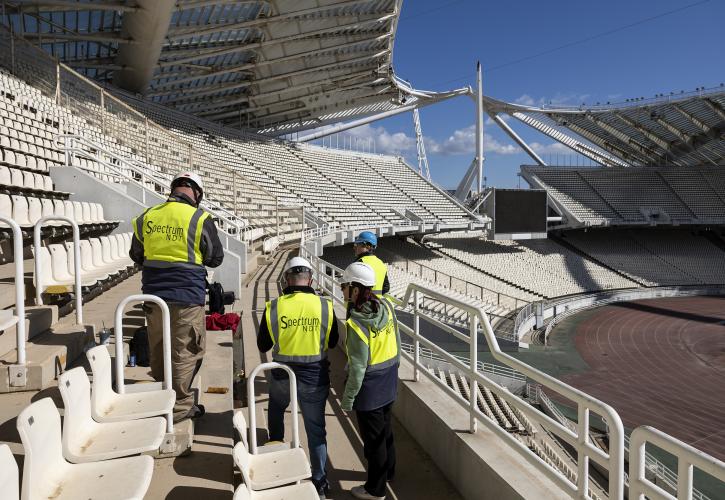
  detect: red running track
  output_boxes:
[561,296,725,461]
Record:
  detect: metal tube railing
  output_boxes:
[629,426,725,500]
[0,216,25,366]
[299,243,624,499]
[33,216,82,324]
[246,362,300,455]
[114,294,173,433]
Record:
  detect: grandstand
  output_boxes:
[0,1,723,500]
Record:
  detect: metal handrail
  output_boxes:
[299,243,624,499]
[630,426,725,500]
[114,294,173,433]
[33,216,82,324]
[247,362,300,455]
[0,216,25,368]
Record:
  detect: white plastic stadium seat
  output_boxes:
[0,444,19,500]
[233,482,318,500]
[86,345,174,422]
[58,367,165,463]
[232,411,311,490]
[16,398,153,500]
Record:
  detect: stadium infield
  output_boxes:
[552,296,725,463]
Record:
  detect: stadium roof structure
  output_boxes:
[2,0,468,136]
[482,86,725,168]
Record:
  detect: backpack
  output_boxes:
[208,281,228,314]
[129,326,150,367]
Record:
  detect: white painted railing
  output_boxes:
[246,362,300,455]
[114,294,173,433]
[0,216,26,384]
[299,245,624,499]
[33,216,82,324]
[630,426,725,500]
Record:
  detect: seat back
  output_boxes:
[52,199,65,217]
[232,442,252,487]
[26,197,41,224]
[89,238,106,268]
[48,244,73,282]
[96,203,105,222]
[0,194,12,219]
[10,169,24,188]
[40,198,54,218]
[233,411,248,448]
[22,171,35,189]
[0,166,10,185]
[63,200,75,221]
[99,236,114,264]
[11,195,30,225]
[86,345,114,416]
[0,444,19,500]
[16,398,65,500]
[81,202,92,223]
[58,368,93,455]
[72,201,84,223]
[89,203,99,223]
[33,246,54,291]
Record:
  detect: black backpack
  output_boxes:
[208,281,235,314]
[129,326,150,367]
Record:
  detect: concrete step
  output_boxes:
[0,322,95,393]
[0,305,58,358]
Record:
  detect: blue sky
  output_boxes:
[310,0,724,190]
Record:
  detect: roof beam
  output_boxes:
[168,3,390,39]
[584,114,657,165]
[567,118,659,164]
[175,0,264,11]
[149,50,386,99]
[151,37,387,91]
[175,69,374,112]
[613,112,675,156]
[195,77,387,117]
[17,30,133,43]
[702,98,725,122]
[113,0,176,93]
[158,16,393,66]
[7,0,138,12]
[672,104,711,134]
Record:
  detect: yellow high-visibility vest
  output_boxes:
[360,254,387,296]
[346,297,399,371]
[265,292,333,363]
[133,201,210,268]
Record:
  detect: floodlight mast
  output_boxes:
[475,61,484,194]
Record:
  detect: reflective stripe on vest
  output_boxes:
[266,293,332,363]
[133,201,209,267]
[346,298,399,372]
[360,254,387,296]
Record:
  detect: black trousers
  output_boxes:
[355,402,396,497]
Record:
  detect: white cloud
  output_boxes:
[514,94,536,106]
[529,142,571,154]
[314,123,416,155]
[426,124,519,156]
[513,92,592,108]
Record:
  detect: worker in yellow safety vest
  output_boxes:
[353,231,389,297]
[130,171,224,423]
[339,261,400,500]
[257,256,340,498]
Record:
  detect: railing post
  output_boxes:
[413,289,420,382]
[55,62,60,105]
[577,405,590,498]
[100,90,105,134]
[144,118,149,164]
[0,217,25,373]
[114,294,173,433]
[469,314,478,434]
[276,197,280,236]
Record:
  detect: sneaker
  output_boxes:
[350,485,385,500]
[173,404,206,423]
[313,478,330,500]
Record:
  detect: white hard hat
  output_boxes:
[172,171,204,192]
[283,256,313,275]
[342,262,376,287]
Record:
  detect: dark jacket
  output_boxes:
[258,285,339,386]
[130,194,224,305]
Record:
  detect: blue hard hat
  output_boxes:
[354,231,378,247]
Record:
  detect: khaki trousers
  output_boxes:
[145,303,206,420]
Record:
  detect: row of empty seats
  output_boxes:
[0,194,111,227]
[0,344,174,499]
[564,229,725,286]
[524,165,725,226]
[0,165,56,193]
[35,233,134,292]
[428,235,639,298]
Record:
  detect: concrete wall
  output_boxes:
[394,359,570,500]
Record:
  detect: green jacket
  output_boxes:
[341,301,398,411]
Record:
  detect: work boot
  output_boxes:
[174,404,206,423]
[350,485,385,500]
